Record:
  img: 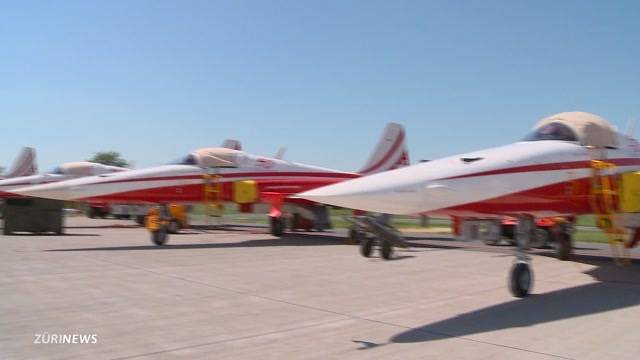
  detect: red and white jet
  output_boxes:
[298,112,640,297]
[12,123,410,240]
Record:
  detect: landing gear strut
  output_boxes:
[509,215,535,297]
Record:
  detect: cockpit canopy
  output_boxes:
[49,162,127,176]
[524,111,618,148]
[173,148,242,168]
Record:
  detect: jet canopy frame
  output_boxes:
[57,162,103,176]
[533,111,618,149]
[189,148,242,168]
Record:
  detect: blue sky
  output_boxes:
[1,0,639,172]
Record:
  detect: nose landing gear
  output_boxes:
[509,214,537,298]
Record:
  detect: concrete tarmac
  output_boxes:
[2,217,640,359]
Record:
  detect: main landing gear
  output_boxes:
[147,205,170,246]
[554,219,573,261]
[349,216,408,260]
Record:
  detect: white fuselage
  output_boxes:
[9,152,357,204]
[299,135,640,217]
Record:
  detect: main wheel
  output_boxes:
[380,240,393,260]
[509,262,533,297]
[151,230,168,246]
[360,238,374,257]
[270,217,285,237]
[556,232,572,261]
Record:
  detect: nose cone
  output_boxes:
[298,170,426,215]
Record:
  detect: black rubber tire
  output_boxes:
[509,262,533,298]
[380,241,393,260]
[556,232,572,261]
[360,238,374,257]
[135,215,146,226]
[270,217,285,237]
[151,230,168,246]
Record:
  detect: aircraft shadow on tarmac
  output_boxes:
[0,232,101,237]
[45,232,462,252]
[389,260,640,344]
[46,233,357,251]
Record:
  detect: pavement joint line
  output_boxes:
[84,254,573,359]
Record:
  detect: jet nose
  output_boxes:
[297,177,425,215]
[10,183,75,201]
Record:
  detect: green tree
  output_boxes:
[88,151,129,168]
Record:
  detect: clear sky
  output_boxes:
[1,0,639,172]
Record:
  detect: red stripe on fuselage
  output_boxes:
[430,176,594,217]
[442,158,640,180]
[76,178,350,204]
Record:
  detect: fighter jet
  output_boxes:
[298,112,640,297]
[11,123,410,242]
[0,140,247,199]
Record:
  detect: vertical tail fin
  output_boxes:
[222,139,242,151]
[358,123,409,175]
[4,147,38,178]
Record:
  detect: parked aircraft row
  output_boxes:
[1,124,410,239]
[5,111,640,298]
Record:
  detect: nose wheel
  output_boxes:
[360,238,374,257]
[509,261,533,297]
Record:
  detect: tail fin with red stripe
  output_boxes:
[358,123,409,175]
[4,147,37,178]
